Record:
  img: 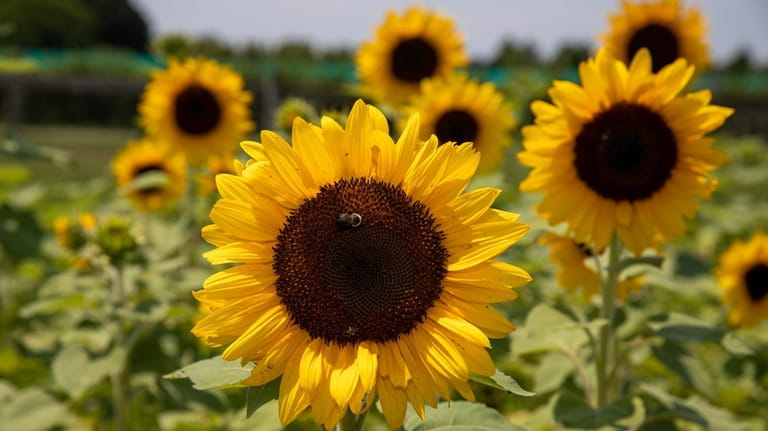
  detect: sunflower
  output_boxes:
[401,73,516,174]
[715,232,768,327]
[112,139,187,212]
[601,0,709,73]
[192,100,531,429]
[539,232,641,300]
[54,212,96,252]
[138,57,254,163]
[356,6,468,106]
[518,48,732,255]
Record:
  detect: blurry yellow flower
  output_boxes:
[602,0,709,72]
[356,6,468,106]
[539,232,641,300]
[112,138,187,212]
[715,232,768,327]
[138,57,254,163]
[401,73,516,174]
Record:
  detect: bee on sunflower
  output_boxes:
[191,100,531,429]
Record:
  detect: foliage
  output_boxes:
[0,0,148,52]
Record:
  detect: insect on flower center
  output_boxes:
[574,102,678,202]
[273,178,448,345]
[174,84,222,135]
[744,263,768,302]
[434,109,479,145]
[628,23,680,73]
[391,37,439,83]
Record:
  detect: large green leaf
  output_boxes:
[648,313,723,343]
[0,383,75,430]
[639,385,748,430]
[512,304,596,354]
[650,341,715,398]
[552,393,638,429]
[533,353,574,394]
[0,203,43,263]
[721,331,755,355]
[164,356,253,390]
[52,344,125,399]
[403,401,528,431]
[470,370,535,397]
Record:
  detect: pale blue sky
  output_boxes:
[131,0,768,64]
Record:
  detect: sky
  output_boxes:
[131,0,768,65]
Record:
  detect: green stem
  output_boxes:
[596,234,622,407]
[336,408,370,431]
[110,264,129,431]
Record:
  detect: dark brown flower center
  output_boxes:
[744,263,768,302]
[573,103,677,202]
[435,109,479,145]
[627,23,680,73]
[273,178,448,345]
[174,84,222,135]
[391,37,439,83]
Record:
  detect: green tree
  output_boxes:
[83,0,149,52]
[489,39,540,68]
[0,0,96,48]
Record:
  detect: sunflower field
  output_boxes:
[1,1,767,431]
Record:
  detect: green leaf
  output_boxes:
[721,331,754,355]
[470,370,535,397]
[685,396,749,431]
[0,203,43,263]
[650,341,716,398]
[51,344,124,399]
[0,385,75,430]
[124,170,170,193]
[639,384,726,428]
[533,353,574,394]
[246,379,281,418]
[51,345,100,399]
[403,401,528,431]
[649,313,723,343]
[640,385,714,427]
[18,294,88,318]
[553,392,635,429]
[612,255,664,274]
[512,304,590,354]
[164,356,253,390]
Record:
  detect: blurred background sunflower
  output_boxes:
[716,232,768,327]
[601,0,709,72]
[138,57,254,163]
[356,6,468,106]
[112,138,187,212]
[400,73,516,174]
